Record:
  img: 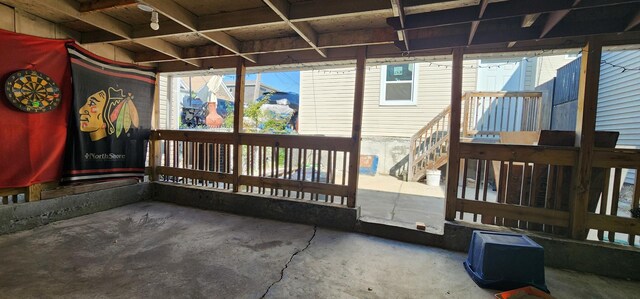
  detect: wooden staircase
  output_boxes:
[408,103,452,181]
[408,91,544,181]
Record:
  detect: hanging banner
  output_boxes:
[63,44,155,182]
[0,29,72,188]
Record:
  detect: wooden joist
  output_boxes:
[263,0,327,57]
[459,143,578,166]
[239,134,354,152]
[151,130,235,144]
[156,167,233,184]
[387,0,628,31]
[456,199,571,227]
[239,176,349,197]
[586,213,640,236]
[78,0,137,13]
[592,148,640,168]
[40,179,138,200]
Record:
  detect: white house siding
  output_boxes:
[597,50,640,183]
[157,75,170,129]
[299,70,356,136]
[522,59,537,90]
[535,55,575,87]
[299,61,478,138]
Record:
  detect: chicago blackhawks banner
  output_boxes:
[0,29,72,188]
[63,44,155,182]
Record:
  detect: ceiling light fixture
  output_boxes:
[150,11,159,31]
[138,4,159,31]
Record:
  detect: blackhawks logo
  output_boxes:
[78,87,140,141]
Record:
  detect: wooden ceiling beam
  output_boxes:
[290,0,390,21]
[522,13,541,28]
[468,0,489,45]
[135,38,203,67]
[625,9,640,31]
[540,10,571,38]
[78,0,138,13]
[34,0,199,67]
[512,11,543,48]
[137,0,256,63]
[88,8,283,43]
[398,15,635,52]
[43,0,132,38]
[539,0,581,38]
[263,0,327,58]
[197,7,282,32]
[81,0,396,44]
[390,0,410,51]
[135,28,396,63]
[388,0,635,31]
[135,44,237,63]
[157,30,640,73]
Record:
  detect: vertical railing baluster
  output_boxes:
[302,149,307,199]
[608,168,622,242]
[341,151,348,205]
[473,159,482,222]
[297,148,303,198]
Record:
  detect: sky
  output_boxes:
[224,71,300,94]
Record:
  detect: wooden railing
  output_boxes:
[454,143,577,232]
[409,105,451,181]
[462,92,542,138]
[588,148,640,246]
[149,130,235,190]
[149,130,358,207]
[408,91,542,181]
[451,142,640,246]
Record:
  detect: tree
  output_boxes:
[223,92,294,134]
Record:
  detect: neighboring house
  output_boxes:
[299,55,573,176]
[157,74,300,132]
[543,49,640,183]
[157,75,234,130]
[224,75,279,105]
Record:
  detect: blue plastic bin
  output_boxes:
[463,231,548,293]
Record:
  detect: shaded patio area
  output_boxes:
[1,201,639,298]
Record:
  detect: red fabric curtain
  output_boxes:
[0,29,73,188]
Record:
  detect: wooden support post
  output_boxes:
[445,48,464,221]
[149,74,161,181]
[462,93,470,138]
[26,184,42,202]
[233,57,246,192]
[570,38,602,240]
[347,47,367,208]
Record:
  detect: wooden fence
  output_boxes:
[452,142,640,245]
[463,92,542,138]
[149,130,358,207]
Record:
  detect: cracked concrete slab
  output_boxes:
[0,202,313,299]
[265,229,640,299]
[0,202,639,298]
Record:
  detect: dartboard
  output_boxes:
[4,70,61,113]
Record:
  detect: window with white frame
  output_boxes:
[380,63,418,105]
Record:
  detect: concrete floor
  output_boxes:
[357,174,446,232]
[1,202,639,298]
